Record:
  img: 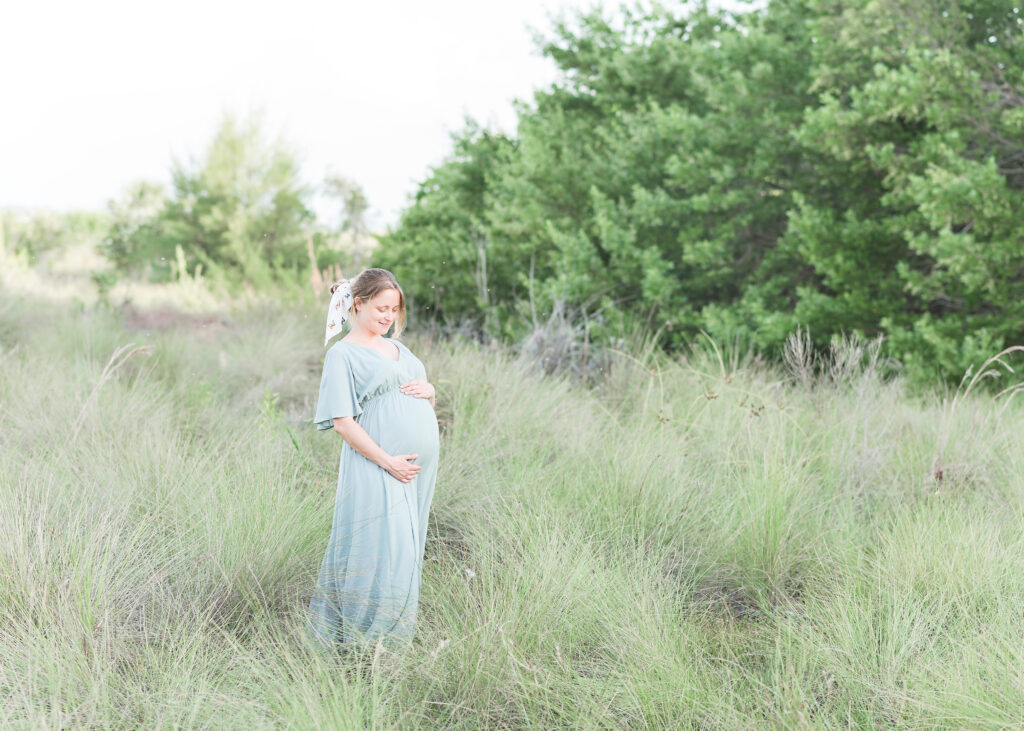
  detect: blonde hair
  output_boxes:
[330,268,407,337]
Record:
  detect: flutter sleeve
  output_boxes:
[313,347,363,430]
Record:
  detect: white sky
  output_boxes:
[1,0,747,231]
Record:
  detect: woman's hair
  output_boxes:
[331,268,407,337]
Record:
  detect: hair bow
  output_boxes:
[324,280,354,346]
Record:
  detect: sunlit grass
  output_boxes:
[2,289,1023,728]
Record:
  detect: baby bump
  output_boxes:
[361,391,439,463]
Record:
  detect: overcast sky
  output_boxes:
[1,0,745,230]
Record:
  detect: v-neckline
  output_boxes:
[340,337,400,362]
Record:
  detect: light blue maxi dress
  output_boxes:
[308,337,440,648]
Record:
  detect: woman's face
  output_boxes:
[354,288,401,336]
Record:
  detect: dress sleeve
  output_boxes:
[399,340,428,380]
[418,358,429,381]
[313,348,363,430]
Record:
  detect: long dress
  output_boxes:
[308,337,440,648]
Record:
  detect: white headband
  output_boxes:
[324,280,354,346]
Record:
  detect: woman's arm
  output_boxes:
[332,416,421,483]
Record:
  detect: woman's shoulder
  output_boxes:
[331,338,374,356]
[325,340,360,368]
[390,338,420,357]
[325,341,348,359]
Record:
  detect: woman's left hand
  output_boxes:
[400,379,435,400]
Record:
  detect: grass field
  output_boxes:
[2,286,1024,728]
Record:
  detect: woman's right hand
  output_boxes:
[383,454,421,483]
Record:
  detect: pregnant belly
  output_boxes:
[361,390,439,461]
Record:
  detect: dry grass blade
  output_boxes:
[995,380,1024,418]
[783,327,814,391]
[0,342,20,366]
[71,342,152,441]
[957,346,1024,401]
[934,345,1024,483]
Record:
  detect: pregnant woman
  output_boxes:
[308,268,439,649]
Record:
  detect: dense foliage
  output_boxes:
[379,0,1024,385]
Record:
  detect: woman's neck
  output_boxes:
[345,326,385,344]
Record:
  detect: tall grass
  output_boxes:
[1,292,1023,728]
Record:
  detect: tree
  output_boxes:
[382,0,1024,385]
[375,122,515,332]
[771,0,1024,382]
[322,172,371,269]
[164,114,314,286]
[102,114,315,288]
